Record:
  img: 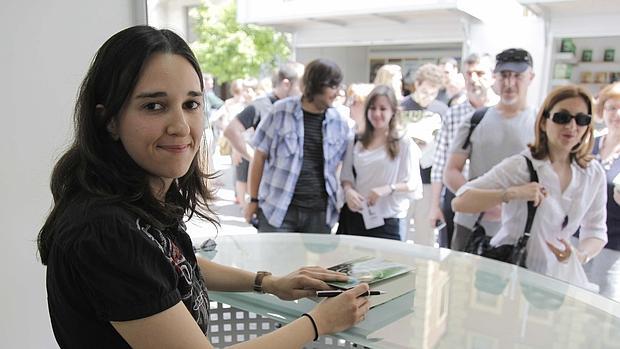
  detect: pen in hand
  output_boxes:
[316,290,386,298]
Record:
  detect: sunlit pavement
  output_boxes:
[186,150,436,247]
[186,151,257,245]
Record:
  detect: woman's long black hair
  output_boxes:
[38,26,218,264]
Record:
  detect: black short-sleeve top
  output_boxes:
[45,197,210,348]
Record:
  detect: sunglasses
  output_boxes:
[547,111,592,126]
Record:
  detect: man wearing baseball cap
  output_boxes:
[444,48,537,251]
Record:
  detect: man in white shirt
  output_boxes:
[444,48,537,251]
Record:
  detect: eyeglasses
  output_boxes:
[546,111,592,126]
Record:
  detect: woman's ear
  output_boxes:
[97,104,119,141]
[106,119,119,141]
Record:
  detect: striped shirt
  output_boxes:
[430,101,476,183]
[252,96,353,228]
[291,110,328,209]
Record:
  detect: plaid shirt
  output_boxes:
[252,96,352,228]
[430,101,475,183]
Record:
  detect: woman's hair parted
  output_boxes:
[37,25,218,264]
[359,85,401,159]
[528,84,594,168]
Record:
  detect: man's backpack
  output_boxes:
[461,107,489,150]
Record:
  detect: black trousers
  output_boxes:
[438,188,456,248]
[336,204,401,241]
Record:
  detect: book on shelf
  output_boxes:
[325,256,416,308]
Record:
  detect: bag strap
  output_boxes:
[520,155,539,244]
[352,135,360,179]
[462,107,489,150]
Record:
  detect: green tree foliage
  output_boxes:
[191,1,291,82]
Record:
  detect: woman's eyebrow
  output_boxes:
[135,91,167,99]
[135,90,202,98]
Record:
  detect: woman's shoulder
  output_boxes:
[398,135,421,156]
[580,158,606,178]
[54,195,142,246]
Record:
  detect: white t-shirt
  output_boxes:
[450,106,536,233]
[457,150,608,277]
[341,137,423,219]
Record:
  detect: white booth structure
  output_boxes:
[234,0,620,106]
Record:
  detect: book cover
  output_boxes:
[327,256,412,289]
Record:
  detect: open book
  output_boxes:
[327,256,415,308]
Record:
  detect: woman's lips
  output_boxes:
[158,144,190,153]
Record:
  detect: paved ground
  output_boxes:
[185,152,257,245]
[187,150,436,247]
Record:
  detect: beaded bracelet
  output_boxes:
[301,313,319,341]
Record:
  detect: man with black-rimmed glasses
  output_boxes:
[444,48,537,251]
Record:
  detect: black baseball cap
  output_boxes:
[494,48,533,73]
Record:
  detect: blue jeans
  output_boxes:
[257,206,330,234]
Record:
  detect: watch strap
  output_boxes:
[253,271,272,293]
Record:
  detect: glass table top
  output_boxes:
[197,233,620,349]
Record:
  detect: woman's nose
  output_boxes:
[167,108,191,136]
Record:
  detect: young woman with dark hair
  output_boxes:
[452,85,607,288]
[338,85,423,240]
[38,25,369,348]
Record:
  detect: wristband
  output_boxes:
[301,313,319,341]
[250,197,259,203]
[390,184,397,193]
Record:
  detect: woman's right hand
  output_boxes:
[308,283,371,335]
[345,188,365,212]
[506,182,548,207]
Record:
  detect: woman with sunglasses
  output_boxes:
[452,85,607,286]
[585,82,620,300]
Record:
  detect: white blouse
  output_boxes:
[457,150,608,277]
[341,137,423,219]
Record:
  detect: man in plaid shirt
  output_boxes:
[245,59,353,233]
[429,53,498,247]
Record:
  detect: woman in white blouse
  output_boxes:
[338,85,423,240]
[452,85,607,287]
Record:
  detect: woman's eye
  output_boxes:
[144,103,164,111]
[185,101,200,110]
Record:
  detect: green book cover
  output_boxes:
[327,256,412,289]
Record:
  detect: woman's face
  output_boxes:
[603,97,620,130]
[111,53,203,194]
[367,95,394,132]
[543,96,590,154]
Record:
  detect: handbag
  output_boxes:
[463,155,538,268]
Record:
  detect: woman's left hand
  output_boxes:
[264,267,349,300]
[368,185,391,206]
[613,186,620,206]
[545,238,573,263]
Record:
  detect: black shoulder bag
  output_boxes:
[464,155,538,268]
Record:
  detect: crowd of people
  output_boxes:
[37,24,620,348]
[209,43,619,299]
